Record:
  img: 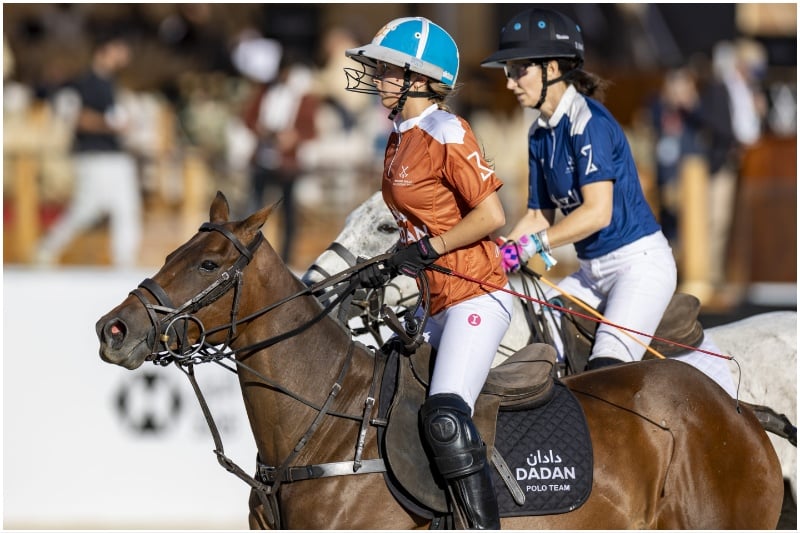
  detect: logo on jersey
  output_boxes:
[399,165,410,179]
[580,144,598,175]
[550,189,582,211]
[467,151,495,181]
[467,313,482,326]
[387,203,430,243]
[565,156,575,174]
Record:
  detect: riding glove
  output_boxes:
[357,258,393,289]
[500,232,558,272]
[389,236,441,278]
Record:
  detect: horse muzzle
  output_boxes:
[96,314,152,370]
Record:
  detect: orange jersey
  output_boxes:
[382,105,508,315]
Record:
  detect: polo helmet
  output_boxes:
[345,17,459,86]
[481,8,584,68]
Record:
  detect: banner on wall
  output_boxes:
[3,268,257,529]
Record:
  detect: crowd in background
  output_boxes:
[2,4,796,305]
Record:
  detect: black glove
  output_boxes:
[357,258,393,289]
[388,236,441,278]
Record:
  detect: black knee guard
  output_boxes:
[420,393,486,479]
[420,393,500,529]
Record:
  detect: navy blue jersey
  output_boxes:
[527,86,660,259]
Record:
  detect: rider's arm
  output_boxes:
[431,191,505,255]
[507,180,612,249]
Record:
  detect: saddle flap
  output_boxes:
[384,343,449,513]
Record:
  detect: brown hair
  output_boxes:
[426,79,463,113]
[556,58,608,100]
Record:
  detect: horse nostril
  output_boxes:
[104,319,127,349]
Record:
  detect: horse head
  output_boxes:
[96,191,280,369]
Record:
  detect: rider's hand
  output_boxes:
[499,241,523,273]
[518,233,545,263]
[500,233,557,272]
[388,236,441,278]
[357,258,393,289]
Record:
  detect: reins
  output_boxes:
[427,263,734,362]
[130,223,395,529]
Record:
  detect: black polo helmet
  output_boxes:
[481,8,584,68]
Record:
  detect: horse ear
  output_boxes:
[241,201,278,236]
[209,191,230,223]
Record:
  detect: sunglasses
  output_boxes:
[504,62,537,81]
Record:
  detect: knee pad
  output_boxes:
[420,393,487,479]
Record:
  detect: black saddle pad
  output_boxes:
[491,380,593,517]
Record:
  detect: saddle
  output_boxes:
[559,292,705,373]
[380,341,558,514]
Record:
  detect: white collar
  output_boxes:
[536,85,578,129]
[395,103,439,133]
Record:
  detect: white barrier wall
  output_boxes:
[3,267,256,529]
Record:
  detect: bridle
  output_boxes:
[126,221,398,529]
[130,222,263,364]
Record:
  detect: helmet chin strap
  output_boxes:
[388,66,437,120]
[532,61,575,110]
[388,70,412,120]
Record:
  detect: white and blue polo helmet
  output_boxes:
[345,17,459,86]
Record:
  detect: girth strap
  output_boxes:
[258,458,386,483]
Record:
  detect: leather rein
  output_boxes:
[128,222,391,529]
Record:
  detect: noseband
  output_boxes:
[305,241,359,280]
[130,222,263,364]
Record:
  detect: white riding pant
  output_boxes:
[38,152,141,267]
[422,288,513,413]
[543,231,736,396]
[546,231,677,363]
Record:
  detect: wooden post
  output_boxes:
[12,154,40,262]
[182,148,207,236]
[677,154,712,303]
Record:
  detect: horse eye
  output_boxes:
[377,223,398,234]
[200,260,219,272]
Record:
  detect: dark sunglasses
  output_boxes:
[504,62,537,81]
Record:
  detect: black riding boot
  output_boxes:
[420,393,501,530]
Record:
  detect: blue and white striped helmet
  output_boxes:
[345,17,459,86]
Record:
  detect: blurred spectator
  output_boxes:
[4,33,15,80]
[242,52,319,266]
[313,26,372,131]
[35,32,142,268]
[649,67,703,243]
[230,29,282,85]
[294,26,390,211]
[699,38,768,290]
[157,4,234,75]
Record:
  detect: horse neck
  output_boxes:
[234,251,376,463]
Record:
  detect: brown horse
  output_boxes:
[96,192,783,529]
